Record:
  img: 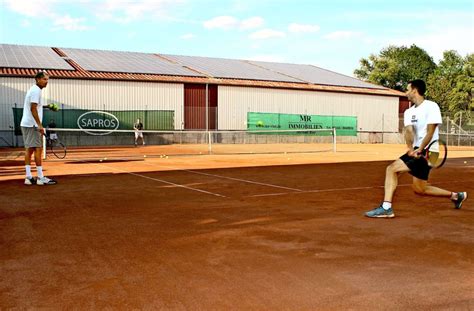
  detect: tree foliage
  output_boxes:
[355,46,473,120]
[354,45,436,91]
[427,51,473,121]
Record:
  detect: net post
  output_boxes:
[332,127,337,153]
[42,134,46,159]
[208,130,212,155]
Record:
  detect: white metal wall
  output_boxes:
[0,77,32,131]
[217,86,399,132]
[0,77,184,130]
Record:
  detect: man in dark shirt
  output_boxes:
[48,119,58,141]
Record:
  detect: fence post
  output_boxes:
[446,116,449,146]
[458,111,462,146]
[205,83,209,132]
[14,103,18,147]
[382,113,384,144]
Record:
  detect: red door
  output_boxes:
[184,84,217,130]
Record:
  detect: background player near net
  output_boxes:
[134,118,145,146]
[20,71,58,186]
[365,79,467,218]
[47,119,58,144]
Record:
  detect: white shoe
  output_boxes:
[24,177,36,185]
[37,176,57,185]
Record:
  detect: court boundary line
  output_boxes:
[139,161,305,192]
[247,180,470,198]
[85,161,227,198]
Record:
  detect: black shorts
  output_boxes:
[399,148,431,181]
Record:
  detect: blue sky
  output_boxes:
[1,0,473,76]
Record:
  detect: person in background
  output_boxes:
[47,119,58,142]
[134,118,145,146]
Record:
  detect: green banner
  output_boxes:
[12,108,174,134]
[248,112,357,136]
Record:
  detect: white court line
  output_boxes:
[83,161,227,198]
[250,185,387,197]
[248,180,471,198]
[140,160,304,192]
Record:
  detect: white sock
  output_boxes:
[382,201,392,210]
[25,165,32,178]
[37,166,44,178]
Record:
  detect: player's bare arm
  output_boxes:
[415,123,437,154]
[30,102,44,134]
[404,125,416,156]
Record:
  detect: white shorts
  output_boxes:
[49,133,58,140]
[135,131,143,138]
[21,126,42,148]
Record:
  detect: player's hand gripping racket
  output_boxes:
[419,140,447,168]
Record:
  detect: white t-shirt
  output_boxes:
[20,84,43,127]
[403,99,442,147]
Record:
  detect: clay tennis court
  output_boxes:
[1,144,473,309]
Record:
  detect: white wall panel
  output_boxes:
[0,77,184,130]
[218,86,399,132]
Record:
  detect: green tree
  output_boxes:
[427,51,474,123]
[354,44,436,91]
[426,50,464,111]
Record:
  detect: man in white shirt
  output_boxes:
[20,71,57,185]
[366,79,467,218]
[134,118,145,146]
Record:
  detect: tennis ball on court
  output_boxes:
[143,155,147,158]
[256,121,264,127]
[166,156,169,159]
[464,161,467,164]
[99,159,103,162]
[104,157,107,161]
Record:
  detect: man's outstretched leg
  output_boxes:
[365,159,410,218]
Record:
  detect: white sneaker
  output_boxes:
[24,177,36,185]
[37,176,57,185]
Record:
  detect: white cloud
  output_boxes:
[288,23,320,33]
[181,33,196,40]
[4,0,56,17]
[240,17,264,30]
[203,16,239,30]
[95,0,184,23]
[249,29,286,40]
[52,15,92,31]
[324,31,362,40]
[386,25,474,62]
[5,0,94,31]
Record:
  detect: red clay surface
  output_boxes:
[1,144,473,309]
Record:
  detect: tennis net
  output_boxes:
[43,128,337,160]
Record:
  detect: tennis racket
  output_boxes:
[420,139,447,168]
[48,137,67,159]
[42,130,67,159]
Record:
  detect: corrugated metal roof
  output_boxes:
[0,44,74,70]
[0,44,405,97]
[161,54,303,83]
[247,60,383,89]
[61,48,203,77]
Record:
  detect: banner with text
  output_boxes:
[247,112,357,136]
[12,108,174,135]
